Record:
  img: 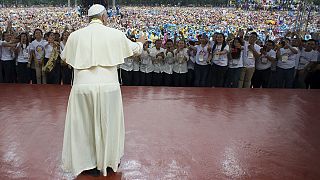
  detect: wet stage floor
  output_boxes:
[0,84,320,180]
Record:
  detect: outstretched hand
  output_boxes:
[136,34,148,45]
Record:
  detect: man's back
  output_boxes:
[61,5,145,176]
[63,20,132,69]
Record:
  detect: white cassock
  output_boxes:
[61,19,142,176]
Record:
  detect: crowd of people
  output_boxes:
[0,6,319,88]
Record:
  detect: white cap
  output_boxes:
[88,4,106,17]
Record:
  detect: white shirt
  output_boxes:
[0,41,3,59]
[163,50,175,74]
[228,51,244,68]
[277,47,299,69]
[187,49,196,70]
[140,49,154,73]
[29,39,47,60]
[60,41,66,52]
[173,48,189,73]
[1,42,14,61]
[16,43,30,63]
[44,44,53,59]
[60,41,66,59]
[120,57,133,71]
[132,57,140,71]
[256,49,276,70]
[212,44,230,67]
[195,44,211,65]
[243,41,261,68]
[149,47,165,73]
[297,49,318,70]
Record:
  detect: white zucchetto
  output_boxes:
[88,4,106,17]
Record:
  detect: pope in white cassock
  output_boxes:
[61,4,145,176]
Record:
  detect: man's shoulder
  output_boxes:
[104,26,125,37]
[69,27,85,36]
[72,25,124,37]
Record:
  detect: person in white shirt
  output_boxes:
[132,52,140,86]
[251,40,276,88]
[60,31,73,84]
[191,34,212,87]
[210,33,229,87]
[125,37,141,86]
[120,56,134,86]
[149,39,165,86]
[139,41,153,86]
[61,4,145,176]
[276,38,299,88]
[239,32,261,88]
[305,39,320,89]
[225,37,244,88]
[29,29,47,84]
[163,39,175,86]
[1,31,16,83]
[295,39,318,88]
[187,40,196,87]
[14,32,30,83]
[173,40,189,87]
[43,32,61,84]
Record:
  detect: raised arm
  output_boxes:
[126,34,147,56]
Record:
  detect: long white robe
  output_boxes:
[61,19,142,176]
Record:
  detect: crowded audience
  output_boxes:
[0,6,319,88]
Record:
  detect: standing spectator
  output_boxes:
[251,40,276,88]
[120,57,134,86]
[239,32,261,88]
[60,31,73,84]
[305,39,320,88]
[163,39,175,86]
[173,40,189,87]
[150,39,165,86]
[211,33,229,87]
[294,39,317,88]
[29,29,47,84]
[139,41,153,86]
[15,32,30,83]
[132,55,140,86]
[276,38,299,88]
[225,37,244,88]
[1,32,15,83]
[0,34,17,83]
[186,40,196,87]
[193,34,211,87]
[43,32,61,84]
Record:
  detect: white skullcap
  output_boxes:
[88,4,106,17]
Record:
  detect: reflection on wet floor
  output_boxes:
[0,85,320,179]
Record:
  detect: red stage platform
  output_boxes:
[0,85,320,180]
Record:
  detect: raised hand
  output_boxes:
[137,34,147,45]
